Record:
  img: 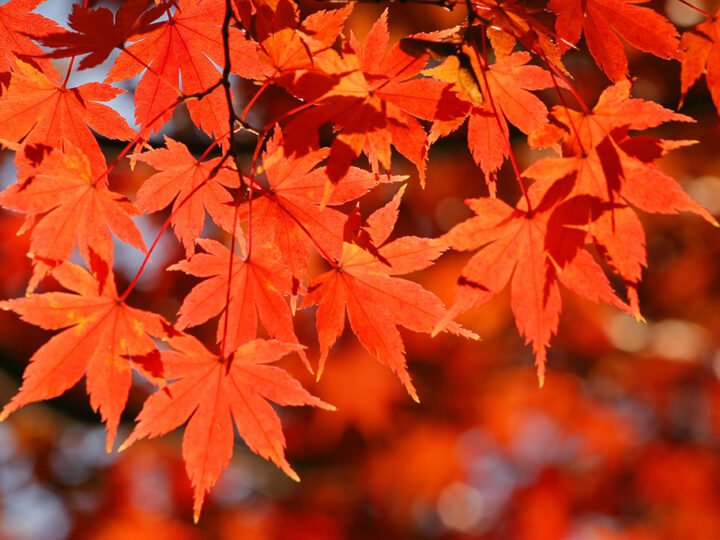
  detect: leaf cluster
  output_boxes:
[0,0,716,520]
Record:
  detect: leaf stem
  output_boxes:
[61,0,89,88]
[471,30,532,211]
[676,0,714,19]
[240,80,270,124]
[119,151,233,302]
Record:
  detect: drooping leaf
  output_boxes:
[120,333,333,521]
[133,137,239,256]
[304,187,476,397]
[437,180,630,386]
[169,238,308,366]
[0,262,168,450]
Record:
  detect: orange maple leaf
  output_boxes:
[0,58,135,170]
[120,333,333,521]
[169,238,308,367]
[133,136,240,256]
[0,262,169,450]
[0,142,146,291]
[304,186,476,398]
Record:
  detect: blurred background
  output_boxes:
[1,0,720,538]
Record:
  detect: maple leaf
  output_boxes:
[0,142,146,291]
[169,238,308,367]
[0,262,169,450]
[133,136,240,256]
[303,186,476,399]
[119,333,333,521]
[426,51,556,193]
[529,80,695,155]
[549,0,679,81]
[252,0,352,82]
[241,128,401,283]
[32,0,167,70]
[106,0,264,139]
[0,58,135,170]
[284,9,466,184]
[0,0,61,80]
[524,81,716,315]
[437,180,630,386]
[680,9,720,114]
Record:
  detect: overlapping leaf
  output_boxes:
[525,80,716,313]
[470,0,564,70]
[427,51,555,193]
[251,0,352,83]
[285,10,466,184]
[241,128,401,284]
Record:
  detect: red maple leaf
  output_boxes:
[470,0,564,70]
[437,181,630,386]
[0,58,135,170]
[241,128,400,283]
[251,0,352,82]
[285,9,466,184]
[680,9,720,114]
[0,262,168,450]
[133,136,240,256]
[119,333,333,521]
[304,187,476,398]
[32,0,167,70]
[169,238,308,366]
[0,0,61,79]
[524,80,717,313]
[0,142,146,290]
[427,51,556,193]
[549,0,679,81]
[106,0,264,139]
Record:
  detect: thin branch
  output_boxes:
[219,0,247,360]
